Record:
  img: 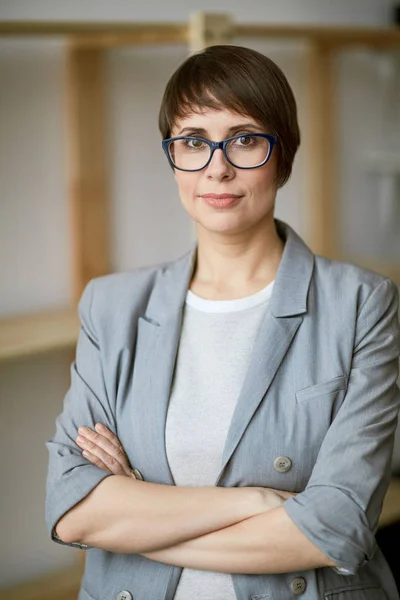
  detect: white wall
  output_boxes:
[0,0,399,589]
[0,40,70,315]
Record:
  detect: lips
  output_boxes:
[201,193,240,200]
[201,193,241,208]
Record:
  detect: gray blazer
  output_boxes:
[46,219,400,600]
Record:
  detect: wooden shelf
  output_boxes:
[0,21,399,49]
[0,308,79,362]
[0,563,84,600]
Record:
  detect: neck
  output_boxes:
[191,217,284,296]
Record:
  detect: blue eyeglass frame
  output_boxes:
[161,133,277,171]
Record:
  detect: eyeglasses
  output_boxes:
[162,133,277,172]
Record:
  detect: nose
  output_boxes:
[205,148,234,180]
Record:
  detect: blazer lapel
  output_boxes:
[215,312,303,484]
[131,245,197,485]
[216,219,315,484]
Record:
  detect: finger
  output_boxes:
[92,425,134,477]
[78,426,128,463]
[82,449,110,473]
[76,427,129,472]
[84,446,134,480]
[94,423,126,453]
[77,436,127,476]
[77,426,131,475]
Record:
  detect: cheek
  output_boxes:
[174,173,198,202]
[247,169,277,199]
[256,161,278,192]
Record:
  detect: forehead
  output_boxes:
[171,106,261,135]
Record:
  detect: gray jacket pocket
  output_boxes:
[296,375,347,403]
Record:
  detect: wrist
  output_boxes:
[258,488,285,511]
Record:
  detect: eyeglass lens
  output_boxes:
[168,135,271,170]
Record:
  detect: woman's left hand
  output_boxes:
[76,423,133,477]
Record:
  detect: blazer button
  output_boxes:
[273,456,292,473]
[290,577,307,595]
[116,592,133,600]
[130,468,144,481]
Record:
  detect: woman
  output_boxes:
[46,45,400,600]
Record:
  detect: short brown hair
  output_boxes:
[158,45,300,187]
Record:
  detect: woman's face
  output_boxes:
[170,107,278,238]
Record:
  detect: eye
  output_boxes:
[190,139,205,148]
[235,135,255,146]
[183,138,207,150]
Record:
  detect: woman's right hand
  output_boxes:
[75,423,135,478]
[76,424,298,506]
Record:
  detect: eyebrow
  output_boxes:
[177,123,261,136]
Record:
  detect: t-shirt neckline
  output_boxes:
[185,280,275,313]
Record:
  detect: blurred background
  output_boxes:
[0,0,400,598]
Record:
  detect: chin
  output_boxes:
[196,216,251,236]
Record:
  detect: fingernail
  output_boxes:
[76,435,86,444]
[82,451,89,457]
[95,423,105,431]
[78,426,89,434]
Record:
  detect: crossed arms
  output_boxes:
[55,424,334,574]
[46,277,400,576]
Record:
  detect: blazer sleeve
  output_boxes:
[45,279,114,548]
[283,277,400,574]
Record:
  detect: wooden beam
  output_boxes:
[0,21,188,46]
[235,24,400,50]
[1,21,400,49]
[71,29,188,48]
[66,44,111,302]
[189,12,233,53]
[304,42,338,258]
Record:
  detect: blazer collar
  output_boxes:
[145,218,314,324]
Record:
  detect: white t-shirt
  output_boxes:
[165,280,274,600]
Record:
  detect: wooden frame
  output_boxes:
[1,13,400,599]
[305,41,338,259]
[1,21,400,49]
[66,43,111,302]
